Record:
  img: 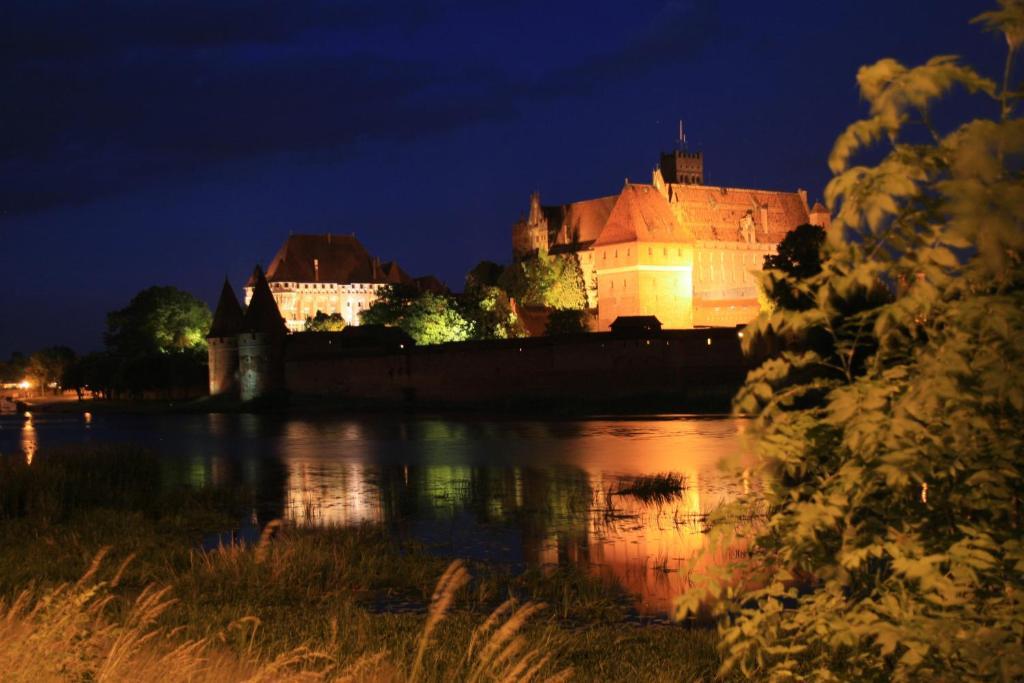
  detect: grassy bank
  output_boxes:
[0,447,724,681]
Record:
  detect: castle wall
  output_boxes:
[595,242,694,330]
[207,336,239,396]
[284,327,747,410]
[692,240,774,327]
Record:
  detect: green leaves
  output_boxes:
[713,6,1024,680]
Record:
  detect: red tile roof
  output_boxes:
[594,184,695,246]
[551,195,618,245]
[262,234,386,284]
[666,184,810,243]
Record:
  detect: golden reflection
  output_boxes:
[22,413,37,465]
[270,416,757,617]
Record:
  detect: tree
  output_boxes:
[461,286,525,340]
[465,261,505,291]
[361,288,475,345]
[402,293,475,345]
[761,224,827,310]
[678,5,1024,680]
[545,309,589,336]
[26,346,76,393]
[498,251,587,310]
[359,284,419,328]
[304,311,346,332]
[106,286,212,355]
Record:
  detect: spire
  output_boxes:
[528,191,542,225]
[243,265,287,335]
[207,277,244,338]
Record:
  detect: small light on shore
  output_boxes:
[84,412,92,424]
[706,337,712,346]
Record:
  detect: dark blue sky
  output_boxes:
[0,0,1002,355]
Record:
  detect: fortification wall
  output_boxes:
[284,327,748,410]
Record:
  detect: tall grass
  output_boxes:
[0,544,569,682]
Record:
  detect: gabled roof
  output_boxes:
[666,184,810,242]
[260,234,385,285]
[243,266,288,335]
[594,184,694,246]
[381,260,414,286]
[207,278,244,338]
[552,195,618,245]
[810,201,829,215]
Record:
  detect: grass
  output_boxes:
[0,446,727,681]
[613,472,686,505]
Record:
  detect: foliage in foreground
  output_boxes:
[679,4,1024,681]
[0,550,569,683]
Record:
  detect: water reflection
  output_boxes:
[22,413,37,464]
[0,412,756,617]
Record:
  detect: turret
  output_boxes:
[238,265,288,402]
[206,278,244,397]
[512,191,551,260]
[809,201,831,230]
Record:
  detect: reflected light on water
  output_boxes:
[270,417,758,617]
[22,414,37,464]
[3,412,760,619]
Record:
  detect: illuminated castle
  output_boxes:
[243,234,444,332]
[512,150,830,329]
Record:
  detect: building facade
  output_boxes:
[243,234,433,332]
[512,152,829,330]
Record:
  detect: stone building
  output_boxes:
[206,278,244,396]
[244,234,432,332]
[512,152,829,330]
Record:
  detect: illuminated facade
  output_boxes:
[243,234,432,332]
[513,152,830,330]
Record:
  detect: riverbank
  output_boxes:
[0,445,726,681]
[21,392,739,418]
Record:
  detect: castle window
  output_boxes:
[648,247,652,256]
[663,247,668,256]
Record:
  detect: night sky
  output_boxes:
[1,0,1001,356]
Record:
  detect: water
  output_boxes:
[0,410,759,617]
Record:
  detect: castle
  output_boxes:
[243,234,444,332]
[512,150,829,329]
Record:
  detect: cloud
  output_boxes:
[1,0,721,214]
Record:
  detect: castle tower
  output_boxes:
[206,278,244,397]
[512,191,551,259]
[659,150,704,185]
[809,201,831,230]
[238,265,288,402]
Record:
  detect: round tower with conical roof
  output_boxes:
[206,278,245,396]
[238,265,289,401]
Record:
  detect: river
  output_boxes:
[0,410,759,619]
